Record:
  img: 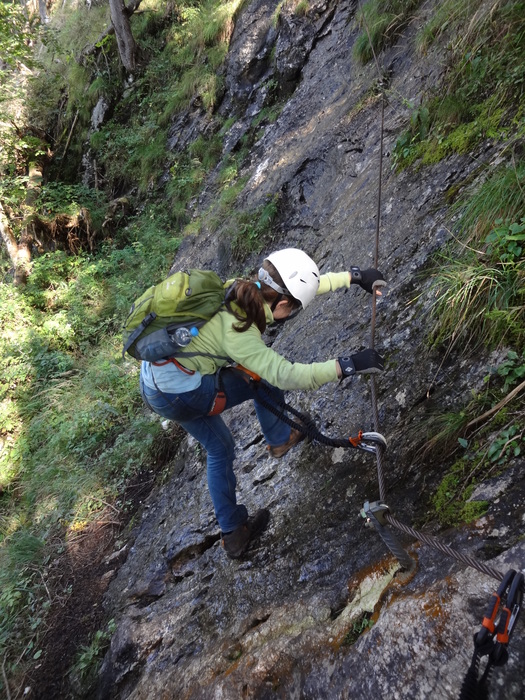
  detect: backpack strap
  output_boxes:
[122,311,157,358]
[173,351,232,362]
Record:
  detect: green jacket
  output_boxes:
[176,271,351,391]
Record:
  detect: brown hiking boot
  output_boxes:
[267,427,306,458]
[221,509,270,559]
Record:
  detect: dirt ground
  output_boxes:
[12,427,183,700]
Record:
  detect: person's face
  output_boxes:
[272,298,298,320]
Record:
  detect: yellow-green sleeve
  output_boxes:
[317,271,351,295]
[220,313,338,390]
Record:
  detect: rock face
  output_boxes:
[97,0,525,697]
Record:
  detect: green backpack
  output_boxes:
[122,269,226,362]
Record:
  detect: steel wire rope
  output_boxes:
[358,4,506,583]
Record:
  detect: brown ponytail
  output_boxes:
[225,261,301,334]
[226,280,266,333]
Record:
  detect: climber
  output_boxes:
[139,249,386,559]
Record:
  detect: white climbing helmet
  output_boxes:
[263,248,320,309]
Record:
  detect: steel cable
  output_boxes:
[383,513,505,581]
[364,80,506,583]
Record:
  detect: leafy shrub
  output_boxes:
[492,350,525,393]
[36,183,105,221]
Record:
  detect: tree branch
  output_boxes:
[0,201,19,265]
[466,380,525,430]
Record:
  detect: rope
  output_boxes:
[249,380,357,449]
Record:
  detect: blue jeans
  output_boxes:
[140,369,291,533]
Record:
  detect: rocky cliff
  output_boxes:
[96,1,525,697]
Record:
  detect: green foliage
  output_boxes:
[15,3,118,181]
[0,197,181,664]
[452,163,525,240]
[432,458,489,527]
[491,350,525,393]
[165,133,223,223]
[426,348,524,527]
[353,0,422,64]
[295,0,309,17]
[393,0,525,170]
[79,0,244,193]
[228,195,280,259]
[272,1,285,28]
[486,218,525,263]
[0,1,37,96]
[429,255,523,350]
[91,121,169,193]
[36,182,106,221]
[486,424,522,465]
[416,0,479,53]
[429,164,525,351]
[342,613,374,645]
[390,105,430,170]
[0,175,28,210]
[252,103,283,129]
[70,619,116,689]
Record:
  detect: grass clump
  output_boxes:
[416,0,481,53]
[228,195,281,259]
[429,163,525,351]
[392,0,525,170]
[353,0,423,64]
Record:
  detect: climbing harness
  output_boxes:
[251,377,387,457]
[208,369,227,416]
[459,570,524,699]
[232,367,387,457]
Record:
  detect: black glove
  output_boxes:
[350,266,386,294]
[338,349,384,377]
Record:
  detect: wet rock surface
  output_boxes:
[97,0,525,697]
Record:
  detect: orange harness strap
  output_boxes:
[153,358,195,375]
[233,364,262,382]
[208,391,227,415]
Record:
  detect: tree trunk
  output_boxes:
[109,0,138,73]
[0,200,31,286]
[0,163,43,285]
[79,0,142,66]
[0,202,20,264]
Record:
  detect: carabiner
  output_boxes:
[352,431,387,454]
[494,571,523,650]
